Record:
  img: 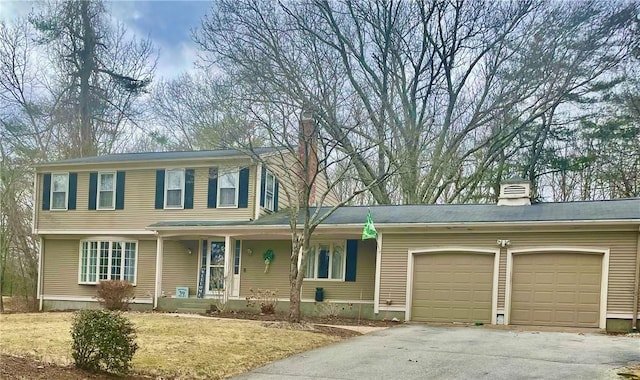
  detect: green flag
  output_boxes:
[362,209,378,240]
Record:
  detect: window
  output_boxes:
[218,168,239,207]
[304,242,345,280]
[265,170,276,210]
[165,169,185,208]
[51,173,68,210]
[79,240,137,284]
[97,172,116,209]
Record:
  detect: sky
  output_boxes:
[0,0,212,79]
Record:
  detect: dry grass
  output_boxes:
[0,312,340,379]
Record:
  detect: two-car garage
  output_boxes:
[408,249,606,328]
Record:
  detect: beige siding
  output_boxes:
[263,154,296,211]
[381,231,638,314]
[314,173,340,206]
[302,239,376,301]
[260,151,340,212]
[37,165,256,231]
[161,240,199,297]
[239,240,291,298]
[239,239,376,301]
[42,238,156,299]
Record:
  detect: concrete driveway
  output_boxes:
[234,325,639,380]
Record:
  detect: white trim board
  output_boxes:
[607,313,640,319]
[378,305,407,312]
[42,296,153,304]
[404,247,500,325]
[504,247,610,329]
[36,230,156,236]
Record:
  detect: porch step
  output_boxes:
[175,307,209,315]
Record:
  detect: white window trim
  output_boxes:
[217,167,240,208]
[97,171,116,210]
[50,172,69,211]
[303,241,346,282]
[264,170,276,211]
[164,168,185,209]
[77,238,138,286]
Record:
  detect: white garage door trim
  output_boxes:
[405,247,500,324]
[505,247,609,329]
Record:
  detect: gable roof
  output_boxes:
[148,198,640,229]
[36,147,281,167]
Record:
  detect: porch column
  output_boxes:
[37,236,44,311]
[224,235,231,302]
[373,232,383,314]
[154,236,164,309]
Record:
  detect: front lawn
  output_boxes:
[0,312,340,379]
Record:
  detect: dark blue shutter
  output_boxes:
[345,240,358,282]
[88,172,98,210]
[88,172,97,210]
[274,180,279,212]
[184,169,195,209]
[155,170,165,209]
[318,248,329,278]
[260,166,266,207]
[238,167,249,208]
[42,173,51,210]
[68,173,77,210]
[115,171,126,210]
[207,167,218,208]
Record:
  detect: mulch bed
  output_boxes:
[212,309,397,328]
[0,354,152,380]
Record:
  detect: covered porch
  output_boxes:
[150,224,379,317]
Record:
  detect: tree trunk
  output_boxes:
[79,1,96,157]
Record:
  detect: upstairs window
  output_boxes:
[165,169,185,208]
[304,242,346,280]
[265,171,276,211]
[97,172,116,210]
[51,173,69,210]
[218,168,239,207]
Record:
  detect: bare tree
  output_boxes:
[196,0,636,205]
[30,0,156,157]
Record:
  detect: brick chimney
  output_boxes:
[298,108,318,206]
[497,178,531,206]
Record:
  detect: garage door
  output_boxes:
[412,252,494,323]
[510,252,601,327]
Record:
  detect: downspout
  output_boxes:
[632,229,640,331]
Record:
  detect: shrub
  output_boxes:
[71,309,138,374]
[246,288,278,314]
[96,280,134,311]
[317,302,343,318]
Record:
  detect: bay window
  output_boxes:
[80,240,137,284]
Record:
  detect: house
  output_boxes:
[34,148,640,332]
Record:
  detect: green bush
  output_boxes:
[71,309,138,374]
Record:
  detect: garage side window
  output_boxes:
[79,240,137,285]
[304,242,345,280]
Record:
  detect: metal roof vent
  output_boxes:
[497,178,531,206]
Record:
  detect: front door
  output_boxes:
[206,241,225,294]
